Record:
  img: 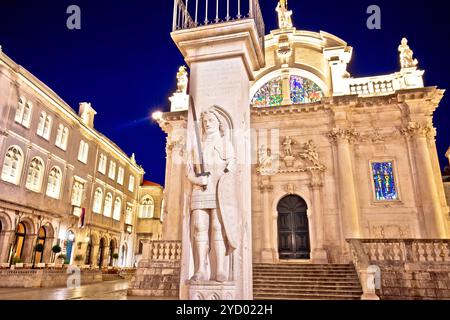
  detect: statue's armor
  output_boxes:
[189,135,233,210]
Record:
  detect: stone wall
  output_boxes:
[377,262,450,300]
[128,260,180,298]
[127,241,181,298]
[0,269,102,288]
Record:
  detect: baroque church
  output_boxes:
[130,0,450,300]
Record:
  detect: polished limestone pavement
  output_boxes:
[0,280,174,300]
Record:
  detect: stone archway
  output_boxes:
[98,237,107,268]
[277,195,311,260]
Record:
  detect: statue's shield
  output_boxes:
[217,172,239,255]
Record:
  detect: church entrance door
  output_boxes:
[277,195,310,260]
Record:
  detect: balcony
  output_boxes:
[173,0,265,48]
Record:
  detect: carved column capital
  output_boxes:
[401,121,435,140]
[327,127,360,144]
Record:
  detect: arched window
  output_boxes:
[46,166,62,199]
[104,193,113,217]
[125,205,133,225]
[113,197,122,221]
[37,112,52,140]
[15,98,32,128]
[14,222,26,259]
[108,161,116,180]
[25,157,45,192]
[34,227,46,264]
[98,154,107,174]
[14,98,26,123]
[1,146,24,185]
[139,196,154,219]
[92,188,103,214]
[160,198,165,222]
[71,180,84,207]
[251,75,324,107]
[55,125,69,150]
[78,140,89,164]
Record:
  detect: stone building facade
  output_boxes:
[157,2,450,270]
[0,48,162,268]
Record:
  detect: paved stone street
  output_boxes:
[0,280,172,300]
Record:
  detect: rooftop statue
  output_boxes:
[276,0,293,29]
[398,38,418,69]
[176,65,188,94]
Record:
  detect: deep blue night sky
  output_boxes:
[0,0,448,186]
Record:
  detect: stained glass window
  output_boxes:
[290,75,323,104]
[251,77,283,107]
[372,162,398,201]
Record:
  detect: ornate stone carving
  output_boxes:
[327,128,361,144]
[276,0,293,29]
[308,170,323,189]
[277,34,292,66]
[282,136,296,167]
[285,183,295,194]
[257,145,278,175]
[299,140,323,168]
[186,107,237,283]
[166,136,185,157]
[258,176,273,192]
[398,38,418,69]
[401,122,435,139]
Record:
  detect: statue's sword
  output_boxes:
[189,96,210,184]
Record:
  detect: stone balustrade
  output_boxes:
[349,239,450,264]
[348,239,450,300]
[146,241,182,261]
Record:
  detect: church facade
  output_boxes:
[158,2,449,266]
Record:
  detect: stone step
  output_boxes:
[253,273,360,279]
[254,287,362,294]
[254,294,361,300]
[253,263,362,300]
[253,283,362,290]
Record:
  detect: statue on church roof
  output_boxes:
[398,38,418,69]
[276,0,293,29]
[176,65,188,94]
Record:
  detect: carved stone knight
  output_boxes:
[187,108,237,283]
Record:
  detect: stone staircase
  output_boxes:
[253,263,363,300]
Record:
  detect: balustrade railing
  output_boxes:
[348,239,450,264]
[146,241,182,261]
[349,79,395,96]
[173,0,265,46]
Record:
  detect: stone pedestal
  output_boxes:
[172,19,264,300]
[169,92,189,112]
[188,282,236,300]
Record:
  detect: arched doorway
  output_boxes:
[121,244,127,267]
[34,227,46,263]
[13,222,26,260]
[277,195,311,260]
[85,238,92,266]
[108,240,115,267]
[98,238,106,268]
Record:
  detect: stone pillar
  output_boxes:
[328,128,361,240]
[258,177,274,262]
[172,19,264,300]
[281,70,291,105]
[23,234,37,263]
[160,126,186,242]
[42,237,55,263]
[309,171,328,263]
[0,231,14,263]
[403,122,447,238]
[102,245,110,267]
[91,245,99,267]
